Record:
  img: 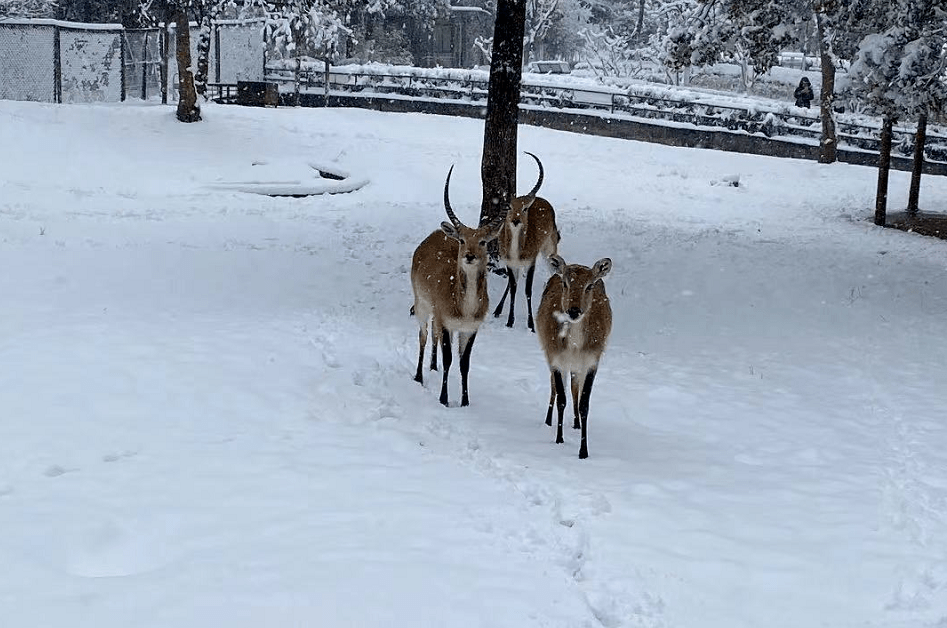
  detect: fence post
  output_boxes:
[214,23,221,83]
[141,32,149,100]
[160,25,168,104]
[53,26,61,103]
[120,30,126,102]
[323,57,330,106]
[294,56,301,107]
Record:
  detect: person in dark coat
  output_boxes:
[794,77,814,108]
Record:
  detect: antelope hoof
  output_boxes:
[556,435,564,444]
[414,374,423,384]
[573,420,580,430]
[579,448,588,460]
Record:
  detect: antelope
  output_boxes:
[493,152,560,332]
[535,254,613,459]
[411,166,505,407]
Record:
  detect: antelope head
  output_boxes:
[440,165,505,269]
[547,254,612,334]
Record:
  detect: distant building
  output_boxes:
[424,1,492,68]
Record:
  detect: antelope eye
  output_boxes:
[585,284,594,292]
[479,240,486,247]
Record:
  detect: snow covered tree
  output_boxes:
[848,0,947,225]
[578,0,692,77]
[663,0,797,91]
[0,0,56,18]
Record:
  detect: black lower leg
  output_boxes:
[578,369,596,459]
[414,329,425,383]
[439,328,452,406]
[493,271,512,318]
[545,372,555,426]
[459,332,477,407]
[554,370,567,444]
[506,271,518,328]
[525,264,536,332]
[429,329,438,371]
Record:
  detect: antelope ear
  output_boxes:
[592,258,612,279]
[440,221,461,240]
[547,254,566,275]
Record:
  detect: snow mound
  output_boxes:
[208,159,369,197]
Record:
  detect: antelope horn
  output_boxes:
[443,165,463,229]
[523,151,544,199]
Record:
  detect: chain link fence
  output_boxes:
[0,20,56,102]
[0,18,264,104]
[60,24,124,103]
[124,28,162,101]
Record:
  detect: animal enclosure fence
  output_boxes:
[0,19,124,103]
[0,18,264,104]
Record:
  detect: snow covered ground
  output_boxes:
[1,99,946,628]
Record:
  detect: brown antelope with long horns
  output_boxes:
[411,166,505,407]
[493,152,560,332]
[535,254,613,459]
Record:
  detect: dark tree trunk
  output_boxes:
[908,113,927,215]
[174,6,201,123]
[480,0,527,225]
[636,0,645,47]
[814,8,836,164]
[875,115,894,227]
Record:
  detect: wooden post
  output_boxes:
[907,113,927,215]
[324,57,330,105]
[874,115,894,227]
[294,56,301,107]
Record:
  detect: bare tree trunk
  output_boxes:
[908,113,927,215]
[875,115,894,227]
[174,6,201,123]
[814,8,836,164]
[636,0,645,47]
[480,0,527,224]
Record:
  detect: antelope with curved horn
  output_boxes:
[493,152,560,332]
[535,254,613,459]
[411,166,505,406]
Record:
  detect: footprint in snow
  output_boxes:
[44,465,76,478]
